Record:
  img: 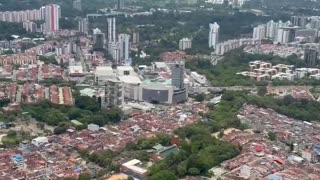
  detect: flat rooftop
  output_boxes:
[143,79,171,86]
[118,75,142,84]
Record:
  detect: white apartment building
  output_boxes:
[78,18,88,35]
[41,4,61,33]
[215,38,261,55]
[0,9,42,23]
[108,42,121,64]
[266,20,277,39]
[253,25,266,40]
[107,17,116,42]
[209,22,220,48]
[205,0,248,6]
[73,0,82,11]
[276,28,290,44]
[179,38,192,50]
[0,5,61,34]
[118,34,130,65]
[23,21,37,32]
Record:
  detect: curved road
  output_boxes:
[192,85,314,94]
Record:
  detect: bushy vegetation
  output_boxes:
[128,135,172,150]
[23,95,122,134]
[148,135,240,178]
[246,95,320,122]
[271,79,320,86]
[39,55,58,65]
[78,149,117,169]
[0,22,33,40]
[1,130,31,147]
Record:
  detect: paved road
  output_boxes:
[190,86,257,94]
[191,85,317,94]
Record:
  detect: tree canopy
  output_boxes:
[22,95,123,134]
[147,91,244,178]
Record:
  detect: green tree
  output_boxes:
[78,172,91,180]
[102,108,123,123]
[67,107,93,120]
[1,50,14,55]
[268,132,277,141]
[53,122,70,135]
[91,115,105,126]
[194,93,206,102]
[188,167,200,175]
[257,86,267,96]
[7,130,17,137]
[149,161,170,176]
[44,109,68,126]
[150,170,178,180]
[53,126,67,135]
[39,55,58,65]
[6,115,16,122]
[176,161,187,177]
[75,96,100,112]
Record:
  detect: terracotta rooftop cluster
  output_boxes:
[50,85,73,105]
[0,101,208,179]
[0,142,88,179]
[0,43,53,66]
[218,105,320,179]
[0,83,74,108]
[0,64,64,82]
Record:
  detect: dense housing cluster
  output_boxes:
[238,60,320,81]
[0,101,206,179]
[213,104,320,179]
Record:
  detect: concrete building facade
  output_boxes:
[101,79,124,108]
[209,22,220,48]
[118,34,130,65]
[179,38,192,50]
[78,18,88,35]
[304,48,320,67]
[73,0,82,11]
[107,17,116,42]
[253,25,266,40]
[42,4,61,33]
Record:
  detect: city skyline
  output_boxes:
[0,0,320,179]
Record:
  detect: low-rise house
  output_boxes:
[120,159,148,179]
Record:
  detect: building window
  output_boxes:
[124,70,130,75]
